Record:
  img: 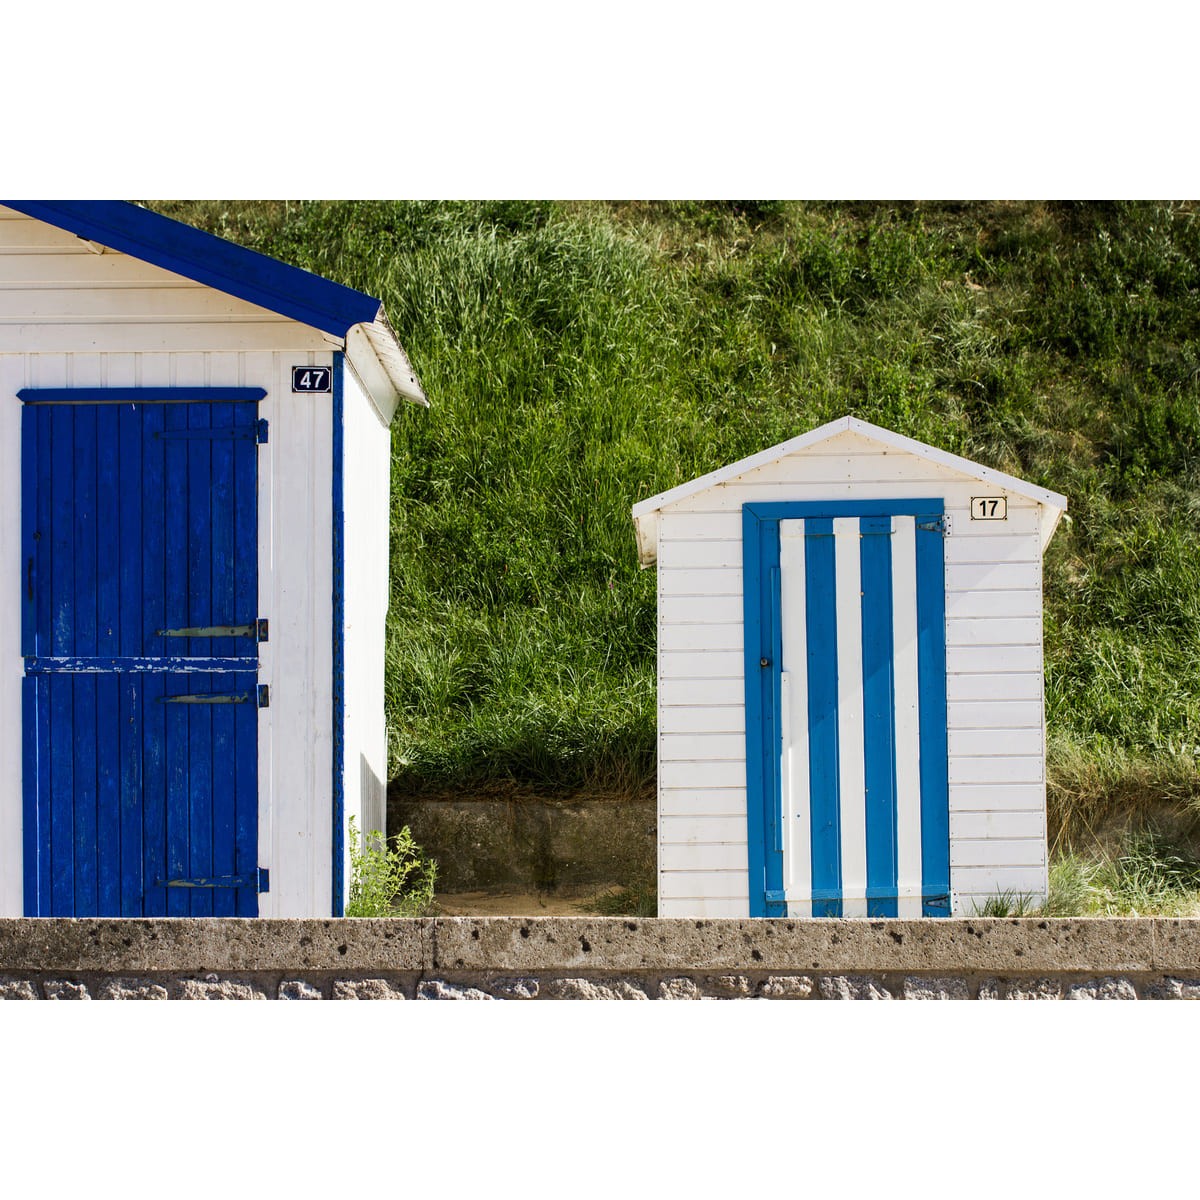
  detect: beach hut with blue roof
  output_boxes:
[0,201,425,918]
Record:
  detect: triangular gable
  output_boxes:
[632,415,1068,562]
[2,200,427,414]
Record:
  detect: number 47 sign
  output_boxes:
[292,366,332,393]
[971,496,1007,520]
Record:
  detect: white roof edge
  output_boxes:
[345,308,428,424]
[632,415,1068,516]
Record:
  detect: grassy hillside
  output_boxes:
[150,200,1200,871]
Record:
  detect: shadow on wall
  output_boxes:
[387,780,655,893]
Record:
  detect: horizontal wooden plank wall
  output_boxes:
[0,348,335,918]
[0,208,334,353]
[656,430,1047,917]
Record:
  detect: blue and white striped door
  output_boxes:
[744,501,950,918]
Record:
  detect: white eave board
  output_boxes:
[631,415,1068,565]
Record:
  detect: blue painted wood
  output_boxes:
[211,402,236,916]
[21,406,43,915]
[72,406,99,916]
[20,405,38,656]
[22,677,43,915]
[745,498,953,921]
[141,403,167,918]
[746,499,946,521]
[18,388,266,405]
[119,676,143,915]
[767,564,783,862]
[915,510,951,917]
[25,656,256,673]
[96,407,122,914]
[189,402,215,916]
[233,409,258,918]
[742,507,784,917]
[49,407,75,915]
[163,403,190,918]
[23,395,260,917]
[859,516,898,919]
[331,353,346,917]
[3,201,381,339]
[804,518,841,918]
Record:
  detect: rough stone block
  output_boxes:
[543,977,649,1000]
[1065,977,1138,1000]
[1008,978,1063,1000]
[703,975,754,998]
[416,980,494,1000]
[333,978,408,1000]
[817,976,893,1000]
[278,980,324,1000]
[97,979,169,1000]
[758,975,815,999]
[1146,977,1200,1000]
[0,978,39,1000]
[658,977,704,1000]
[903,976,971,1000]
[43,980,90,1000]
[489,977,540,999]
[178,974,267,1000]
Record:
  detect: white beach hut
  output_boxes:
[0,201,425,918]
[632,416,1067,918]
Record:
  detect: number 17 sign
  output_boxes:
[971,496,1007,520]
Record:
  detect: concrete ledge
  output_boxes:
[0,918,1197,998]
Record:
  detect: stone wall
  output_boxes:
[1,917,1198,998]
[388,790,656,891]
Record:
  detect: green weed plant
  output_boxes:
[346,816,437,917]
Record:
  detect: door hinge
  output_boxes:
[257,418,269,444]
[916,515,951,536]
[156,619,268,642]
[257,684,270,708]
[157,623,262,639]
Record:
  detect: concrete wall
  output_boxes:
[1,917,1198,998]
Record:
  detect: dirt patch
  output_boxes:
[431,888,619,917]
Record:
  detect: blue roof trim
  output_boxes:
[2,201,382,338]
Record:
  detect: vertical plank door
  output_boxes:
[21,393,263,916]
[745,501,950,917]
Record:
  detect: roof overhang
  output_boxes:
[2,199,427,416]
[632,415,1068,565]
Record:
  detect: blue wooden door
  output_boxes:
[744,500,951,918]
[20,390,266,917]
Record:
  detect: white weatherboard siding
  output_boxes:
[0,348,337,918]
[655,429,1049,917]
[339,362,391,908]
[0,208,336,353]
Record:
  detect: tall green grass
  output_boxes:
[149,201,1200,837]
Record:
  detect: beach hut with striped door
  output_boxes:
[632,416,1067,918]
[0,201,426,918]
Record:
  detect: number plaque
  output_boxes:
[970,496,1007,520]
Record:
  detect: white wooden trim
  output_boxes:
[779,521,811,917]
[892,516,923,918]
[632,415,1067,563]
